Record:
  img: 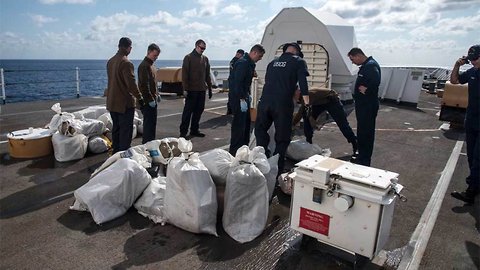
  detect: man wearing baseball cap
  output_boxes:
[450,44,480,204]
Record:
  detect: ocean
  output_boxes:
[0,59,229,104]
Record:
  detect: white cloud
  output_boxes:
[410,14,480,37]
[222,4,247,19]
[197,0,223,17]
[90,12,138,33]
[181,22,212,31]
[39,0,94,4]
[29,14,58,27]
[182,8,198,18]
[138,11,184,26]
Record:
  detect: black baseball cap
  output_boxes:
[283,42,304,58]
[467,44,480,61]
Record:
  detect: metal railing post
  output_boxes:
[76,67,80,98]
[1,68,5,104]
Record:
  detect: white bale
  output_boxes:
[165,153,218,236]
[199,149,234,185]
[72,105,108,120]
[88,135,109,154]
[52,133,88,162]
[134,176,167,224]
[286,139,326,161]
[70,158,151,224]
[222,146,270,243]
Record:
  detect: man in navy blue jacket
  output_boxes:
[450,44,480,205]
[348,47,381,166]
[228,44,265,156]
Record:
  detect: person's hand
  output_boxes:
[456,57,469,66]
[139,98,146,107]
[358,85,367,94]
[303,104,312,118]
[183,90,188,98]
[148,100,156,108]
[240,99,248,112]
[208,88,213,99]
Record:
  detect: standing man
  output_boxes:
[348,47,381,166]
[227,49,245,115]
[138,43,161,144]
[255,42,310,174]
[229,44,265,156]
[450,44,480,205]
[106,37,144,154]
[179,39,213,138]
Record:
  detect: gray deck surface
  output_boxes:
[0,91,478,270]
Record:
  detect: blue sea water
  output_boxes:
[0,59,229,103]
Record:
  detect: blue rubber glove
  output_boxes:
[148,100,156,108]
[240,99,248,112]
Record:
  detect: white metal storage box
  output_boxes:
[289,155,403,259]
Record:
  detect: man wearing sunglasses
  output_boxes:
[180,39,213,138]
[450,44,480,205]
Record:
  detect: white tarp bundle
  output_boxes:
[199,148,234,185]
[164,139,218,236]
[91,145,151,178]
[72,105,108,120]
[58,118,106,137]
[52,132,88,162]
[97,112,113,131]
[145,137,182,165]
[223,146,270,243]
[88,135,110,154]
[70,158,151,224]
[134,176,167,224]
[47,103,75,133]
[286,139,330,161]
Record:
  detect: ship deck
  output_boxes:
[0,91,478,270]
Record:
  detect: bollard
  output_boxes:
[1,68,5,104]
[76,67,80,98]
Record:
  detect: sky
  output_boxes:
[0,0,479,67]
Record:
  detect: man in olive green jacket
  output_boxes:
[138,43,161,144]
[106,37,144,153]
[179,39,213,138]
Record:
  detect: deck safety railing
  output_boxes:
[0,67,106,104]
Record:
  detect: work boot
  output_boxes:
[451,190,476,204]
[190,131,205,137]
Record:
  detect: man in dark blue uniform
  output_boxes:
[227,49,245,115]
[348,48,381,166]
[293,88,357,155]
[255,42,310,174]
[450,44,480,205]
[229,45,265,156]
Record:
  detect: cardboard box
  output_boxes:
[7,128,53,158]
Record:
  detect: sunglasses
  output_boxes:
[198,46,206,50]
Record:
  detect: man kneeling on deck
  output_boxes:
[293,87,358,157]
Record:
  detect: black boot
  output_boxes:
[451,189,476,204]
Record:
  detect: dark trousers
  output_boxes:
[465,124,479,193]
[141,104,158,144]
[354,99,379,166]
[304,99,356,144]
[255,99,294,174]
[110,108,134,154]
[229,101,251,156]
[180,91,206,135]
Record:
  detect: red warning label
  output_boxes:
[299,207,330,236]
